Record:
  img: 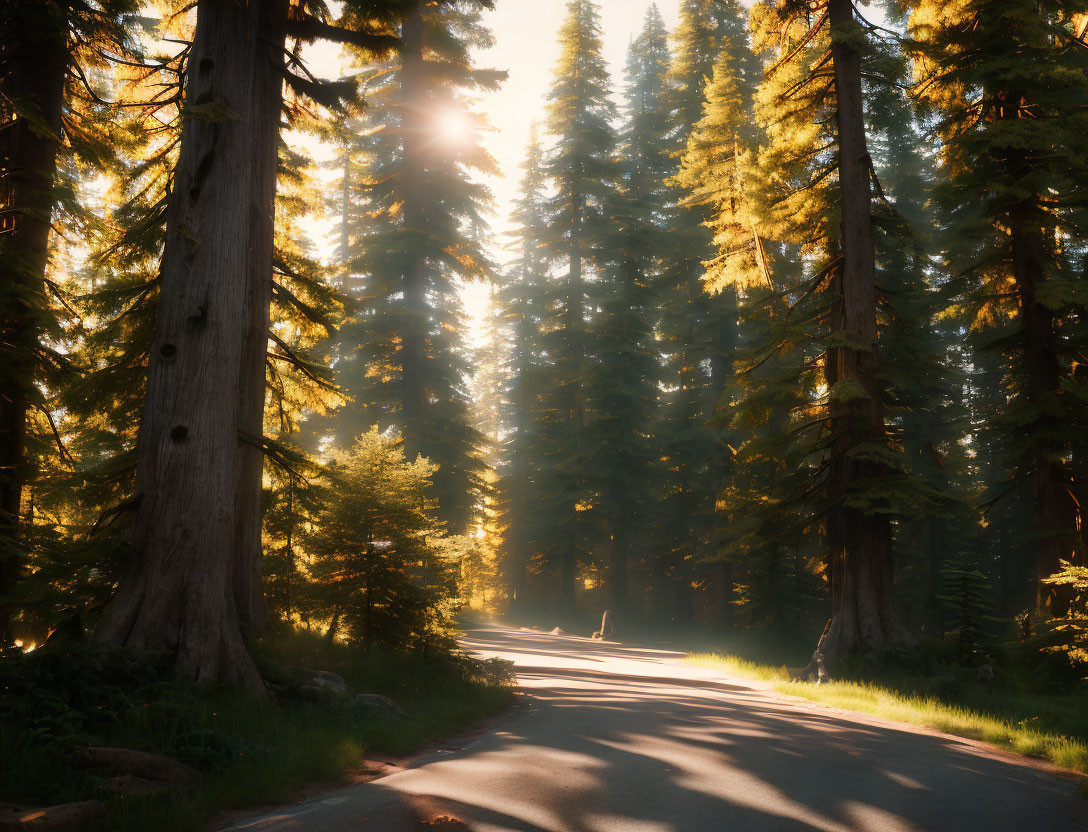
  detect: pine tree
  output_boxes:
[583,6,670,617]
[536,0,618,610]
[496,128,549,610]
[0,0,140,644]
[910,0,1088,614]
[94,0,402,687]
[303,430,463,650]
[705,0,940,662]
[653,0,755,626]
[333,1,502,535]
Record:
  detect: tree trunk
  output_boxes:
[608,515,629,617]
[508,438,529,609]
[1010,206,1077,614]
[817,0,914,666]
[928,517,945,637]
[399,10,427,463]
[95,0,288,690]
[0,2,67,646]
[555,186,586,612]
[232,0,287,637]
[712,559,734,631]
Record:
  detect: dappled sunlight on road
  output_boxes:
[224,625,1088,832]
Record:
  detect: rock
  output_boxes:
[356,693,408,720]
[978,662,994,685]
[75,747,200,787]
[310,670,355,697]
[549,627,566,636]
[0,800,104,831]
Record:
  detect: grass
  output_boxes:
[687,651,1088,777]
[0,632,515,832]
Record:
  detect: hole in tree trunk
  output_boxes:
[170,425,189,442]
[160,343,177,359]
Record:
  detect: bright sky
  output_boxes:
[477,0,680,242]
[299,2,688,344]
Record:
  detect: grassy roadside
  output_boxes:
[687,651,1088,791]
[0,634,516,832]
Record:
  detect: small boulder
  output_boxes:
[356,693,408,720]
[75,747,200,787]
[310,670,355,697]
[0,800,104,831]
[549,627,566,636]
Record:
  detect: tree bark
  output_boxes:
[817,0,914,666]
[95,0,288,689]
[1010,205,1077,614]
[232,0,288,638]
[0,1,68,645]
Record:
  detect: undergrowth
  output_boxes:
[0,631,515,832]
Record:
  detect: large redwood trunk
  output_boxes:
[817,0,914,666]
[96,0,288,688]
[231,0,288,636]
[1010,206,1078,614]
[0,1,68,645]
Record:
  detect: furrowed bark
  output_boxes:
[232,0,289,637]
[817,0,914,667]
[96,0,288,690]
[1011,205,1078,614]
[0,1,68,645]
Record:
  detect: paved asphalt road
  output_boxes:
[223,624,1087,832]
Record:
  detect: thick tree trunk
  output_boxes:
[399,10,427,463]
[1010,206,1077,614]
[0,2,67,645]
[95,0,288,690]
[232,0,287,637]
[817,0,914,666]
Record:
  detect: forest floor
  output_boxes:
[220,624,1087,832]
[0,634,515,832]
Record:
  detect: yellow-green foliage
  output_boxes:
[688,652,1088,774]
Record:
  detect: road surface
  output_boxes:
[223,624,1087,831]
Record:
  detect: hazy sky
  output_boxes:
[477,0,681,242]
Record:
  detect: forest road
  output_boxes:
[222,624,1087,832]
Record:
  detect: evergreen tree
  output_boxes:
[584,6,670,617]
[496,128,550,610]
[333,1,502,535]
[94,0,403,688]
[653,0,755,626]
[703,0,945,662]
[910,0,1088,614]
[536,0,618,610]
[303,430,464,650]
[0,0,139,644]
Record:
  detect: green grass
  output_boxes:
[0,633,515,832]
[687,651,1088,775]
